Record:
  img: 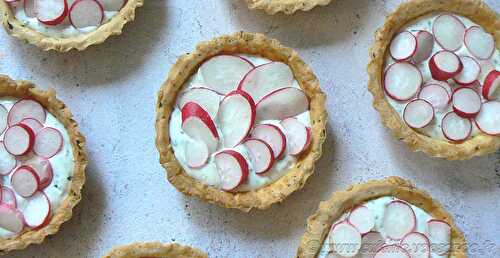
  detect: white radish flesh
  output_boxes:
[36,0,68,26]
[217,91,256,148]
[214,150,249,191]
[400,232,431,258]
[1,187,17,208]
[389,31,417,61]
[347,205,375,235]
[3,124,35,156]
[427,220,451,255]
[382,200,416,240]
[69,0,104,29]
[454,56,480,86]
[403,99,434,129]
[22,155,53,189]
[374,244,411,258]
[418,84,450,110]
[11,166,40,198]
[0,143,17,176]
[441,111,472,142]
[452,87,481,118]
[250,124,286,160]
[20,118,44,133]
[22,191,51,228]
[182,102,219,153]
[429,51,463,81]
[256,87,309,121]
[200,55,254,94]
[244,139,274,174]
[482,70,500,101]
[177,86,223,118]
[24,0,36,17]
[34,127,64,159]
[280,118,311,156]
[0,205,24,233]
[185,140,209,168]
[357,232,385,258]
[412,30,434,64]
[426,80,453,96]
[0,104,7,134]
[474,101,500,136]
[384,62,422,101]
[464,26,495,60]
[101,0,125,11]
[329,222,362,258]
[239,62,294,102]
[8,99,46,126]
[433,14,465,51]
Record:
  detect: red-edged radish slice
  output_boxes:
[238,62,294,102]
[280,118,311,156]
[464,26,495,60]
[217,91,256,147]
[357,232,385,258]
[347,205,375,235]
[177,86,223,118]
[33,127,64,159]
[412,30,434,64]
[374,244,411,258]
[182,102,219,152]
[403,99,434,129]
[441,111,472,142]
[7,99,46,126]
[389,31,417,61]
[452,87,481,118]
[382,200,416,240]
[426,80,453,96]
[482,70,500,100]
[36,0,69,26]
[200,55,254,94]
[11,166,40,198]
[3,124,35,156]
[474,101,500,136]
[22,191,51,228]
[22,155,53,189]
[0,204,24,233]
[20,118,44,133]
[0,143,17,176]
[69,0,104,29]
[101,0,126,11]
[1,187,17,208]
[256,87,309,121]
[427,219,451,255]
[454,56,480,86]
[185,140,209,169]
[429,51,463,81]
[383,62,422,101]
[24,0,36,17]
[400,232,431,258]
[328,222,362,257]
[250,124,286,160]
[0,104,7,134]
[432,14,465,51]
[243,139,274,174]
[214,150,249,191]
[418,84,450,110]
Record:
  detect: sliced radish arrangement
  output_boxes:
[185,140,209,169]
[36,0,69,26]
[347,205,374,235]
[69,0,104,29]
[475,101,500,136]
[374,244,410,258]
[177,86,223,118]
[34,127,64,159]
[217,91,256,147]
[454,56,480,86]
[20,117,44,133]
[256,87,309,121]
[328,222,362,258]
[432,14,465,51]
[0,104,7,134]
[101,0,126,11]
[1,187,17,208]
[243,139,274,174]
[200,55,254,94]
[214,150,249,191]
[464,26,495,60]
[452,87,482,118]
[358,232,385,258]
[181,102,219,153]
[22,191,51,228]
[11,166,40,198]
[427,219,451,255]
[400,232,430,258]
[384,62,422,101]
[239,62,294,102]
[0,143,17,176]
[403,99,434,129]
[24,0,36,17]
[382,200,416,240]
[280,118,311,156]
[3,124,35,156]
[482,70,500,101]
[250,124,286,160]
[8,99,46,126]
[0,204,24,233]
[418,84,450,110]
[22,155,53,189]
[441,111,472,142]
[389,31,417,61]
[429,51,463,81]
[412,30,434,64]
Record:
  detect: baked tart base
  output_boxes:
[245,0,333,15]
[103,242,207,258]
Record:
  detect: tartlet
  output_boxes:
[155,32,327,212]
[245,0,332,15]
[296,177,467,258]
[367,0,500,160]
[103,242,207,258]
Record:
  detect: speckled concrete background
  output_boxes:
[0,0,499,257]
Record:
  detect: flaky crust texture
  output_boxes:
[155,32,327,212]
[0,0,143,52]
[103,242,208,258]
[367,0,500,160]
[296,176,467,258]
[245,0,332,15]
[0,75,87,255]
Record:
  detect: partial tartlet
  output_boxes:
[245,0,332,15]
[367,0,500,160]
[296,177,467,258]
[156,32,327,212]
[0,75,86,254]
[0,0,144,51]
[103,242,208,258]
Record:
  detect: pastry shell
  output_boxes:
[296,176,467,258]
[155,32,327,212]
[0,0,144,52]
[103,242,208,258]
[0,75,87,254]
[367,0,500,160]
[245,0,333,15]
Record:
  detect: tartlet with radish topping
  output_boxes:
[245,0,332,15]
[103,242,207,258]
[368,0,500,160]
[0,0,143,51]
[156,32,327,212]
[296,177,466,258]
[0,75,86,254]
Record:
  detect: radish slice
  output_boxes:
[374,244,411,258]
[426,80,453,96]
[0,104,7,135]
[382,200,416,240]
[452,87,481,118]
[280,118,311,156]
[20,118,44,133]
[11,166,40,198]
[347,206,375,235]
[8,99,46,126]
[482,70,500,100]
[3,124,35,156]
[427,219,451,255]
[383,62,422,101]
[238,62,294,102]
[214,150,249,191]
[33,127,64,159]
[24,0,36,17]
[389,31,417,61]
[429,51,463,81]
[22,191,50,228]
[475,101,500,136]
[454,56,480,86]
[0,143,17,176]
[256,87,309,121]
[464,26,495,60]
[200,55,254,94]
[1,187,17,208]
[358,232,385,258]
[101,0,125,11]
[432,14,465,51]
[243,139,274,174]
[177,86,223,118]
[328,222,362,257]
[403,99,434,129]
[400,232,430,258]
[412,30,434,64]
[182,102,219,153]
[36,0,69,26]
[250,124,286,160]
[0,204,24,233]
[441,111,472,142]
[185,140,209,168]
[217,91,256,147]
[418,84,450,110]
[69,0,104,29]
[21,155,53,189]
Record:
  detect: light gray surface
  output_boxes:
[0,0,499,257]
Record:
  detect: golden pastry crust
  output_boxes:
[367,0,500,160]
[155,32,327,212]
[0,0,144,52]
[0,75,87,254]
[296,177,467,258]
[103,242,208,258]
[245,0,332,15]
